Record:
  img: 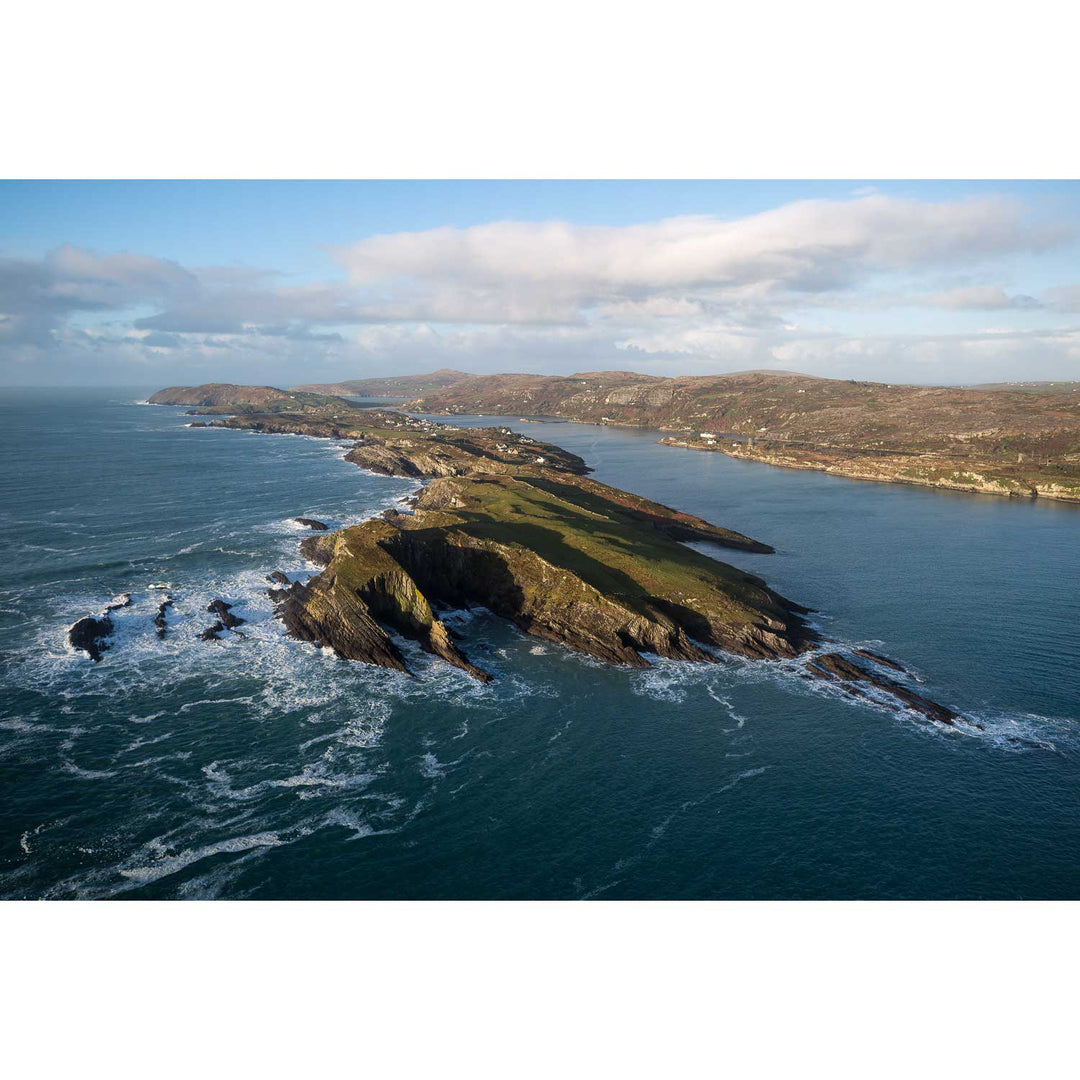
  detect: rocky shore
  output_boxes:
[659,436,1080,503]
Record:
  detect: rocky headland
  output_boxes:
[149,383,352,415]
[153,383,968,726]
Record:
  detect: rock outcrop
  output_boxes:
[294,517,329,531]
[267,571,292,601]
[806,652,971,727]
[201,599,246,641]
[276,520,491,681]
[68,616,115,662]
[68,594,131,661]
[153,596,174,638]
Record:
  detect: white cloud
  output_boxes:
[333,195,1068,323]
[2,194,1079,386]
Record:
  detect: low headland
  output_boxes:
[142,383,969,727]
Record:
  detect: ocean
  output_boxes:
[1,387,1078,899]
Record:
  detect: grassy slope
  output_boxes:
[403,472,792,634]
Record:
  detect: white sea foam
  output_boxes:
[419,752,444,779]
[118,831,288,886]
[60,760,118,780]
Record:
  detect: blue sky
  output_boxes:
[2,180,1078,386]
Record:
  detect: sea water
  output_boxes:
[1,388,1078,899]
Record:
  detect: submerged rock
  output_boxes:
[851,648,906,673]
[806,652,968,727]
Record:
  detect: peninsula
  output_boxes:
[150,383,966,726]
[399,370,1080,502]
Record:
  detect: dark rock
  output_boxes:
[267,571,292,599]
[299,534,335,566]
[67,594,131,661]
[206,599,245,630]
[294,517,329,531]
[153,595,174,638]
[806,652,974,727]
[851,648,907,673]
[68,615,114,662]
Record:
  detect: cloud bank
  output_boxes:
[2,194,1079,386]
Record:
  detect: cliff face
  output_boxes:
[279,521,491,680]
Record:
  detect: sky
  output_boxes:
[1,179,1078,388]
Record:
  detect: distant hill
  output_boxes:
[406,368,1080,439]
[291,369,472,398]
[406,368,1080,502]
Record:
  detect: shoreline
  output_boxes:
[412,407,1080,505]
[658,437,1080,505]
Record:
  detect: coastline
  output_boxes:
[658,437,1080,504]
[147,388,972,728]
[415,409,1080,504]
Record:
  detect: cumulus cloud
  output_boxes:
[332,194,1068,318]
[2,194,1079,386]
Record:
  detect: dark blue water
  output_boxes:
[2,388,1078,899]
